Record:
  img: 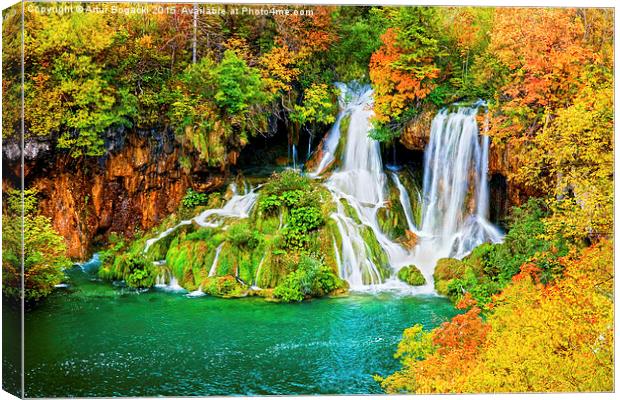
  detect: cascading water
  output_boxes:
[317,85,412,290]
[418,105,503,259]
[402,104,503,291]
[208,243,224,277]
[143,182,258,253]
[139,82,502,296]
[314,84,502,292]
[390,173,419,234]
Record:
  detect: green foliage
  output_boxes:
[182,189,208,209]
[291,83,337,126]
[434,198,570,307]
[258,194,282,214]
[397,265,426,286]
[328,7,387,81]
[227,222,261,249]
[214,50,270,115]
[116,254,154,288]
[2,188,70,302]
[169,50,271,166]
[258,171,328,251]
[368,124,400,143]
[488,199,568,284]
[273,256,345,302]
[204,276,245,297]
[260,170,313,197]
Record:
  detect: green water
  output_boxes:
[23,269,458,397]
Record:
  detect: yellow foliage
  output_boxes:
[382,240,614,393]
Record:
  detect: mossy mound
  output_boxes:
[202,275,246,298]
[397,265,426,286]
[271,255,348,302]
[99,170,352,302]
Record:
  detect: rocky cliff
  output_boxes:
[3,129,226,259]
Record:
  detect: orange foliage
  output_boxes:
[273,6,336,58]
[382,240,614,393]
[369,28,439,123]
[487,8,596,139]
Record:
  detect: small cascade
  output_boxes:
[251,255,267,289]
[208,243,224,277]
[312,82,366,175]
[418,104,503,259]
[154,267,186,292]
[292,144,298,170]
[306,134,313,161]
[390,173,419,234]
[78,253,102,273]
[143,182,258,253]
[402,104,503,290]
[187,285,206,298]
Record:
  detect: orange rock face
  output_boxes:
[399,109,434,151]
[27,133,225,259]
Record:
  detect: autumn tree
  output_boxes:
[381,240,613,393]
[369,7,443,126]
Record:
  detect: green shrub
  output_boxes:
[397,265,426,286]
[435,199,570,307]
[273,256,345,302]
[204,275,244,297]
[2,189,70,303]
[182,189,208,209]
[121,254,154,288]
[289,206,323,232]
[258,194,282,214]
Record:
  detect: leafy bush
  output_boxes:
[2,189,70,303]
[182,189,208,209]
[204,275,244,297]
[273,256,345,302]
[260,170,313,198]
[289,207,323,232]
[118,254,154,288]
[258,194,282,214]
[435,198,570,307]
[487,198,568,284]
[397,265,426,286]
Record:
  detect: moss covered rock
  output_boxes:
[397,265,426,286]
[202,275,246,298]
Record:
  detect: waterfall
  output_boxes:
[251,255,267,289]
[312,82,367,175]
[154,267,186,292]
[208,243,224,277]
[187,285,206,298]
[314,83,502,292]
[143,182,258,253]
[418,105,502,260]
[323,84,412,290]
[390,173,419,234]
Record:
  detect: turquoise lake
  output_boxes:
[22,269,458,397]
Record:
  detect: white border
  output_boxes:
[0,1,617,400]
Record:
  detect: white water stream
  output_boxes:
[313,85,503,292]
[143,183,258,254]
